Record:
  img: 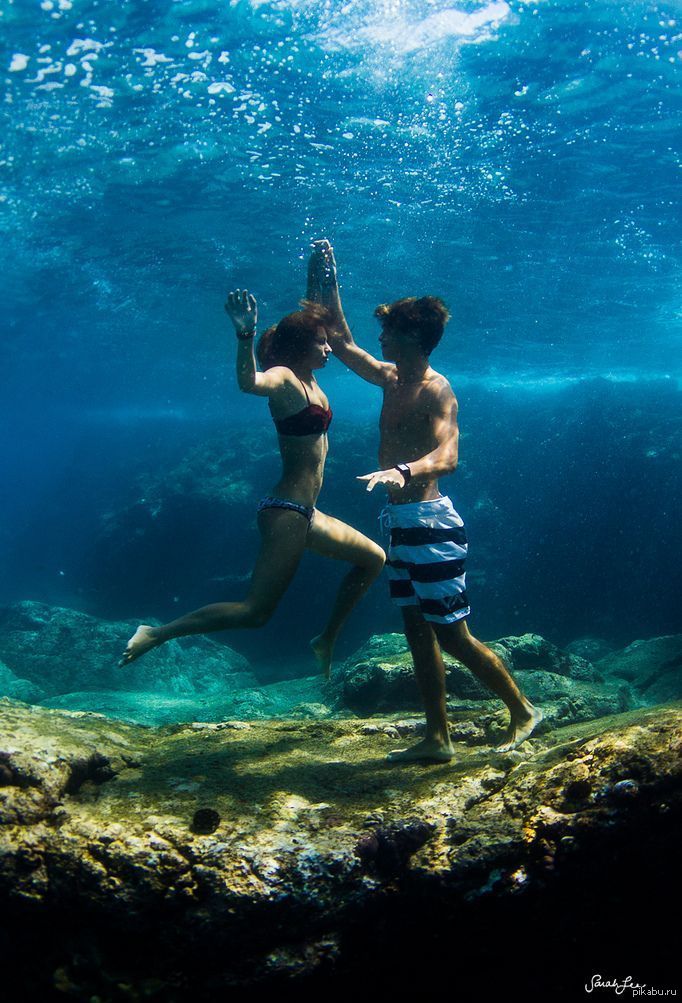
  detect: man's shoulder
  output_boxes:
[424,370,457,408]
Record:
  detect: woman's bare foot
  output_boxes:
[119,625,162,666]
[310,634,334,679]
[386,737,455,764]
[496,703,543,752]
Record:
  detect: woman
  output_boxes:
[120,283,385,677]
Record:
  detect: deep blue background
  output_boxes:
[2,0,680,673]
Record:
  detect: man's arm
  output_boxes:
[358,379,459,491]
[408,379,459,480]
[309,239,394,388]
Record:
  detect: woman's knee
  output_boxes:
[240,602,275,628]
[362,545,386,577]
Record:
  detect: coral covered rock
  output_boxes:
[595,635,682,705]
[335,631,630,720]
[40,674,337,727]
[0,658,46,703]
[0,601,256,698]
[490,632,601,682]
[0,697,679,998]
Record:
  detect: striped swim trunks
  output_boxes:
[382,495,471,625]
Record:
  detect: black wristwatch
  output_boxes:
[395,463,412,485]
[236,329,256,341]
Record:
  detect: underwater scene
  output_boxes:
[1,0,681,999]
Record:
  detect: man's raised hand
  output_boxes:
[306,245,323,303]
[309,239,340,307]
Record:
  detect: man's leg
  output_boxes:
[433,618,542,750]
[386,606,455,763]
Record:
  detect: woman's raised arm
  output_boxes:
[225,288,286,397]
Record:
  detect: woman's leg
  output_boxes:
[306,509,385,677]
[120,509,311,665]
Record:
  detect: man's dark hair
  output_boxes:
[257,300,333,370]
[374,296,450,355]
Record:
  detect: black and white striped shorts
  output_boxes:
[382,495,471,625]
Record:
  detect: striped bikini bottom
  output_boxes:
[257,496,315,526]
[381,495,471,625]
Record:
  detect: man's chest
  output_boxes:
[380,390,431,437]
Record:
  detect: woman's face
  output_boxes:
[304,327,332,370]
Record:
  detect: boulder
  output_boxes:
[0,659,46,703]
[81,434,269,616]
[39,675,337,727]
[594,636,682,702]
[335,632,604,715]
[642,665,682,706]
[490,633,601,682]
[564,637,617,662]
[0,601,256,698]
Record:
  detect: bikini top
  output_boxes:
[273,378,333,437]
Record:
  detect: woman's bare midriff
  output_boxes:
[272,432,328,507]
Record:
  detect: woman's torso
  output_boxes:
[269,375,332,507]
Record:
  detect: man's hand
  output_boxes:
[357,468,407,492]
[225,288,257,337]
[308,239,341,312]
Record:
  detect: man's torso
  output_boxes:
[378,368,452,504]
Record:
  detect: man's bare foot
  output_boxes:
[119,625,161,666]
[386,737,455,764]
[310,634,334,679]
[496,703,543,752]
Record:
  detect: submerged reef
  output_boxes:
[331,631,681,735]
[0,600,681,733]
[0,698,679,1000]
[0,601,256,705]
[82,435,267,619]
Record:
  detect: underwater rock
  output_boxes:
[0,659,46,703]
[345,632,412,662]
[40,690,244,727]
[290,702,334,720]
[334,632,490,714]
[82,436,264,616]
[355,818,435,876]
[0,697,679,997]
[335,650,416,713]
[191,808,221,835]
[594,635,682,703]
[39,673,336,727]
[641,666,682,706]
[517,671,635,714]
[336,631,606,716]
[565,637,617,662]
[490,633,601,682]
[0,600,256,699]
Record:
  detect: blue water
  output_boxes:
[1,1,681,670]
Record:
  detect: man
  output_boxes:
[308,239,542,762]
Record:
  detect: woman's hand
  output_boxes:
[357,468,407,492]
[308,239,340,310]
[225,288,257,338]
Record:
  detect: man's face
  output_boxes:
[379,325,419,361]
